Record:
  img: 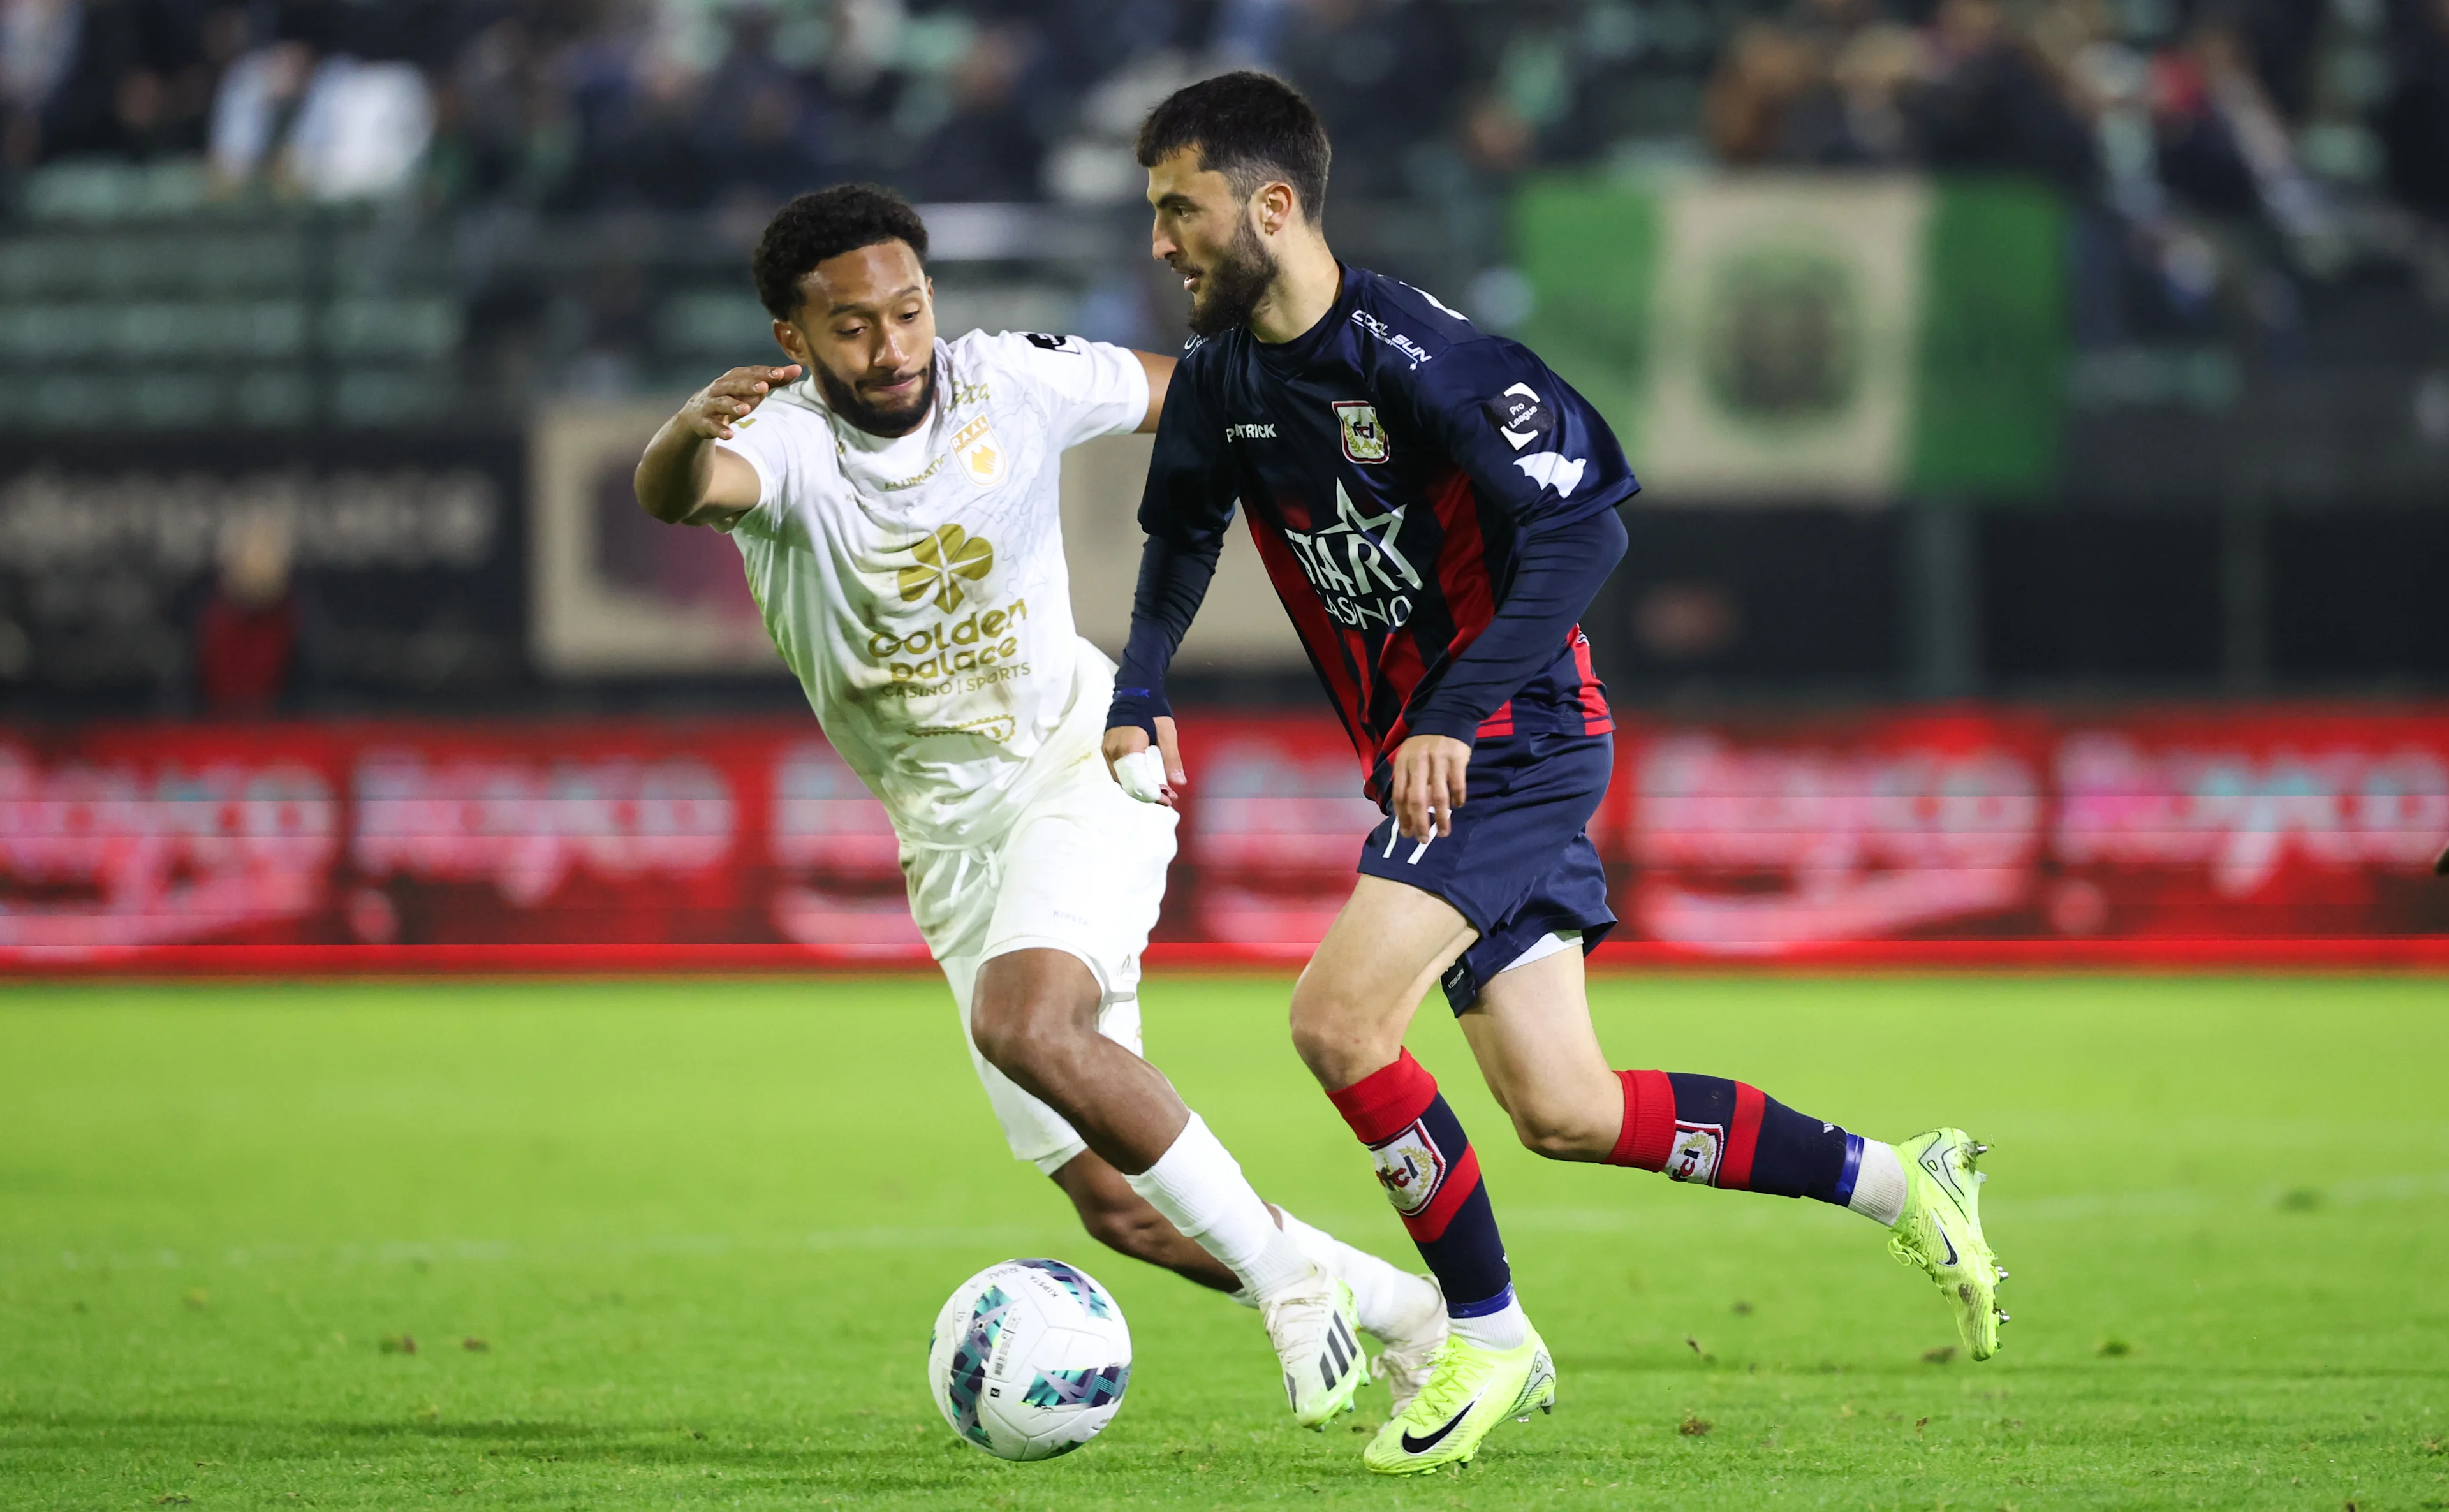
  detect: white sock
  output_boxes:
[1448,1291,1527,1352]
[1125,1113,1314,1303]
[1849,1139,1908,1227]
[1270,1206,1442,1342]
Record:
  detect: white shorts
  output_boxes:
[907,754,1179,1175]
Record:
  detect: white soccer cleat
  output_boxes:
[1260,1267,1369,1427]
[1367,1273,1449,1418]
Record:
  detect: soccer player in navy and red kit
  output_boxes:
[1101,73,2011,1474]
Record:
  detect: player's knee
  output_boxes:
[1286,1006,1365,1087]
[1506,1093,1614,1162]
[970,992,1075,1080]
[1285,1004,1336,1077]
[1286,981,1393,1087]
[1509,1106,1590,1160]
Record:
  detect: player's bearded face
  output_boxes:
[811,346,935,437]
[1183,208,1277,337]
[791,241,938,437]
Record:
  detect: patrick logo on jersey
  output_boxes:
[1278,480,1425,632]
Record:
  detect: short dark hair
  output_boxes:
[752,184,929,321]
[1135,71,1330,223]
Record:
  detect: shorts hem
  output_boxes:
[1353,853,1502,937]
[980,935,1122,998]
[1030,1139,1089,1176]
[1443,911,1617,1015]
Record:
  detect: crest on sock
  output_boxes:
[1369,1120,1449,1215]
[1666,1122,1725,1185]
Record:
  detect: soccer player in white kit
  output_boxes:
[631,184,1441,1427]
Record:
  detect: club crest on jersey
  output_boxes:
[1335,401,1389,464]
[899,523,994,612]
[1666,1122,1725,1186]
[952,415,1005,487]
[1368,1119,1449,1217]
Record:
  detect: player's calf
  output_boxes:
[1050,1152,1240,1292]
[976,953,1376,1421]
[1298,879,1539,1391]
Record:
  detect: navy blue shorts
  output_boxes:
[1355,731,1617,1014]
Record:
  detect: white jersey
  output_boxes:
[715,329,1149,844]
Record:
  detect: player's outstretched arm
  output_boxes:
[1131,351,1175,433]
[633,363,802,527]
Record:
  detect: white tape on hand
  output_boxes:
[1114,747,1169,804]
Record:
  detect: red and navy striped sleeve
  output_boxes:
[1387,339,1638,742]
[1390,335,1640,532]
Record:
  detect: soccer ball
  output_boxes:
[927,1258,1132,1461]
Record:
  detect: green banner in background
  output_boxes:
[1515,173,2066,503]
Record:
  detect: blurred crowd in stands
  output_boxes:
[0,0,2433,217]
[0,0,2444,363]
[3,0,2445,710]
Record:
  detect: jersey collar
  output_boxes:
[1251,262,1360,373]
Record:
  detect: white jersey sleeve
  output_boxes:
[979,332,1149,450]
[709,402,819,541]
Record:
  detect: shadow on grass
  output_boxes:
[0,1408,1029,1493]
[1,1411,611,1445]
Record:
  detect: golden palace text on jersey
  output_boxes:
[1131,266,1638,789]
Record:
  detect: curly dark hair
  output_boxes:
[752,184,930,321]
[1135,71,1330,223]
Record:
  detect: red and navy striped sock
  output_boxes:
[1607,1069,1865,1206]
[1326,1050,1513,1317]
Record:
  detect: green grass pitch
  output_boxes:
[3,973,2445,1509]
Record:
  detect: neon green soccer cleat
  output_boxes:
[1890,1128,2008,1360]
[1362,1325,1555,1475]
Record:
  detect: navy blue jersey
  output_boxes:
[1114,265,1640,793]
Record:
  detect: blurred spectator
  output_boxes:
[1460,89,1535,176]
[0,0,80,166]
[1275,0,1464,198]
[904,19,1043,201]
[605,57,711,209]
[2381,0,2449,219]
[1901,0,2092,193]
[692,4,817,205]
[286,55,432,195]
[2177,24,2330,246]
[1832,23,1924,161]
[1705,21,1825,164]
[210,27,432,198]
[426,16,573,208]
[207,36,315,185]
[2149,27,2260,215]
[195,513,300,717]
[44,0,219,161]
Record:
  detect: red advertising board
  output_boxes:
[4,707,2446,971]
